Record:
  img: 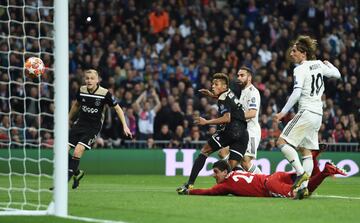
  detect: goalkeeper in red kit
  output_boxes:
[178,150,346,199]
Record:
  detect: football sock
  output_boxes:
[280,144,304,176]
[308,171,329,193]
[248,163,262,174]
[302,155,314,176]
[68,156,80,180]
[188,153,207,185]
[311,155,320,177]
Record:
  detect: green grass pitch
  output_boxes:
[1,175,360,223]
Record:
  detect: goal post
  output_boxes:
[0,0,68,216]
[53,0,68,217]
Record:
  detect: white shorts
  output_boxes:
[244,131,260,158]
[280,109,322,150]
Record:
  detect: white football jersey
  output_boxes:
[239,84,261,135]
[293,60,340,115]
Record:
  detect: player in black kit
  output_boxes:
[177,73,248,193]
[67,69,132,189]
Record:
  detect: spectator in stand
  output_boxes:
[132,89,161,140]
[149,4,169,34]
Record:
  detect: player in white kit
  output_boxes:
[273,36,341,198]
[218,67,262,173]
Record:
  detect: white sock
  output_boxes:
[248,163,262,174]
[302,155,313,176]
[280,144,304,176]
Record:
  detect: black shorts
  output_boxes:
[208,127,248,162]
[69,123,100,150]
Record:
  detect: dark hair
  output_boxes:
[239,66,254,76]
[213,160,231,173]
[294,35,317,60]
[212,73,229,87]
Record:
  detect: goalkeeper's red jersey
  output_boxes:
[189,171,294,197]
[189,171,269,197]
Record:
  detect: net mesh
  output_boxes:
[0,0,55,211]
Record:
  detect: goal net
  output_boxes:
[0,0,68,216]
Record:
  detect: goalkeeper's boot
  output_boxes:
[176,183,193,194]
[323,162,347,176]
[292,172,309,189]
[72,170,85,189]
[293,187,310,200]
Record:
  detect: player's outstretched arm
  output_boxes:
[114,104,132,138]
[194,112,230,126]
[68,100,80,123]
[198,89,217,98]
[188,183,229,196]
[274,88,302,122]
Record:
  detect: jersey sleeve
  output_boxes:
[321,61,341,79]
[293,67,305,90]
[105,91,118,107]
[218,99,230,116]
[188,183,230,196]
[248,90,260,111]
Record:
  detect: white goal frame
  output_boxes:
[0,0,68,217]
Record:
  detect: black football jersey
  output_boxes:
[75,85,117,128]
[217,89,246,131]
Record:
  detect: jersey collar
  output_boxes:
[87,84,99,95]
[218,89,230,100]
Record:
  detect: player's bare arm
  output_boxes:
[194,112,230,126]
[68,100,80,124]
[244,109,257,120]
[114,104,132,138]
[198,89,217,98]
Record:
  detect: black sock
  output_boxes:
[68,156,80,180]
[68,154,73,181]
[188,153,207,185]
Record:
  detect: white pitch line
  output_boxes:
[312,195,360,200]
[64,215,127,223]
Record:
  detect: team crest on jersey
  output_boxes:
[95,98,101,106]
[219,104,224,110]
[251,97,256,103]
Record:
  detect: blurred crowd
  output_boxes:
[0,0,359,150]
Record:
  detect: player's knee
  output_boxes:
[276,138,285,147]
[218,148,229,159]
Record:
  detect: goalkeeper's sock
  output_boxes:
[308,172,327,193]
[188,153,207,185]
[311,155,320,177]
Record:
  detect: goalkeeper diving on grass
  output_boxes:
[178,149,346,199]
[53,69,132,190]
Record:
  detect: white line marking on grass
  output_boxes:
[64,215,127,223]
[313,195,360,200]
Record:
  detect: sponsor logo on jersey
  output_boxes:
[81,105,99,114]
